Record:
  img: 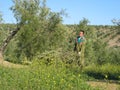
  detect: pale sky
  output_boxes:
[0,0,120,25]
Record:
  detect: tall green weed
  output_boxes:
[0,60,97,90]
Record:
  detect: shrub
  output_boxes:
[84,64,120,80]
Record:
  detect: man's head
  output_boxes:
[79,30,84,37]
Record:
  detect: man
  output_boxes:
[75,30,86,69]
[75,30,85,54]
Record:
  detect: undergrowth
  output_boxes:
[83,63,120,81]
[0,59,99,90]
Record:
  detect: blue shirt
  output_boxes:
[77,36,85,43]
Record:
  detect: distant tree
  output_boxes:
[112,19,120,34]
[76,18,89,35]
[112,19,120,26]
[0,12,3,60]
[0,12,3,23]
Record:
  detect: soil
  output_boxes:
[87,81,120,90]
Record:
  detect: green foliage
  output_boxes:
[0,24,15,47]
[84,26,97,65]
[84,64,120,80]
[2,0,118,67]
[0,12,3,23]
[66,21,120,68]
[6,0,67,62]
[107,48,120,65]
[11,0,40,24]
[0,61,96,90]
[93,39,108,65]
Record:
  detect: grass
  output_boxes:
[83,63,120,90]
[83,63,120,80]
[0,59,97,90]
[0,54,120,90]
[0,59,120,90]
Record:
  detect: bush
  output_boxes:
[108,48,120,65]
[83,64,120,80]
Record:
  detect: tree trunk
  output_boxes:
[0,23,23,61]
[0,51,3,61]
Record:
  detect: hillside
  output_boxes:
[108,34,120,47]
[95,26,120,47]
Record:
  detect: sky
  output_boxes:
[0,0,120,25]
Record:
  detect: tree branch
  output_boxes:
[0,23,23,53]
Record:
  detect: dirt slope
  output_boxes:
[108,35,120,47]
[0,59,27,68]
[87,81,120,90]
